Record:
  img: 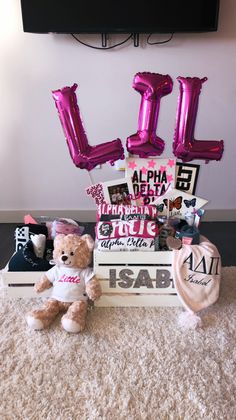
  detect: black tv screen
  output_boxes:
[21,0,220,34]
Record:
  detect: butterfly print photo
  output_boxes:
[184,198,197,208]
[152,188,208,219]
[163,196,183,211]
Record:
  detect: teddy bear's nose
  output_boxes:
[61,255,68,261]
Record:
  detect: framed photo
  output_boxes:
[102,177,136,205]
[125,157,176,205]
[175,163,200,195]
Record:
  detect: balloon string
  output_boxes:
[88,171,95,186]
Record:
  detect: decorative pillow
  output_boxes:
[44,239,54,262]
[96,219,159,239]
[9,240,53,272]
[97,237,155,252]
[31,234,46,258]
[172,236,221,316]
[97,204,158,221]
[51,220,84,239]
[14,224,48,253]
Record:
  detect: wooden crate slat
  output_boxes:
[94,250,173,265]
[5,286,51,299]
[95,294,181,307]
[1,270,50,299]
[98,278,174,294]
[95,265,173,277]
[2,271,45,285]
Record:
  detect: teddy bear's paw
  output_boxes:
[61,317,84,333]
[26,315,44,330]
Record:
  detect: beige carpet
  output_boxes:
[0,267,236,420]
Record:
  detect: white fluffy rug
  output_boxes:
[0,267,236,420]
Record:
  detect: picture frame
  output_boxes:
[125,157,176,205]
[175,162,200,195]
[102,177,136,205]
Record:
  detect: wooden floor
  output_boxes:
[0,222,235,269]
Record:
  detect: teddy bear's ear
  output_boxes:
[54,234,66,246]
[80,234,95,251]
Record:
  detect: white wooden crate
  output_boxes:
[1,266,51,299]
[94,249,181,307]
[1,250,181,307]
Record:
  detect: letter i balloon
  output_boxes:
[126,72,173,157]
[52,84,124,171]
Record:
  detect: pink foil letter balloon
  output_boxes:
[173,77,224,163]
[127,72,173,157]
[52,84,124,171]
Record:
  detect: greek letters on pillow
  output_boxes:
[96,219,158,240]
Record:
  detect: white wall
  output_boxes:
[1,0,236,216]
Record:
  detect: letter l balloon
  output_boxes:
[173,77,224,163]
[52,84,124,171]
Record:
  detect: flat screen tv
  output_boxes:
[20,0,220,34]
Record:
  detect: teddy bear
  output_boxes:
[26,233,102,333]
